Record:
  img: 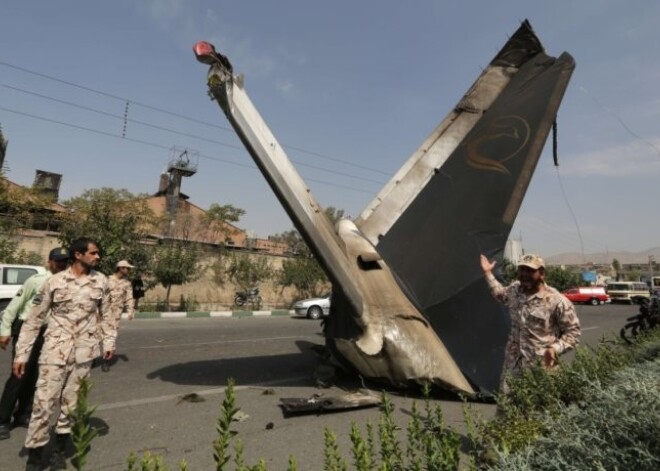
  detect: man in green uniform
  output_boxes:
[0,247,69,439]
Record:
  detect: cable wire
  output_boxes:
[0,84,386,185]
[578,84,660,158]
[0,104,374,195]
[0,60,394,176]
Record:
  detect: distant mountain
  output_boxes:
[546,247,660,266]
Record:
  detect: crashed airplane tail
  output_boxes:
[354,20,575,393]
[194,19,574,395]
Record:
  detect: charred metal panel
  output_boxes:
[373,42,575,393]
[356,21,545,244]
[195,42,475,395]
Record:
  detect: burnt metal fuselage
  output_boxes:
[194,20,575,395]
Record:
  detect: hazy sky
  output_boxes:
[1,1,658,257]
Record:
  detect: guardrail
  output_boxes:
[123,309,294,319]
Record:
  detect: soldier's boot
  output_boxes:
[25,446,44,471]
[49,433,69,470]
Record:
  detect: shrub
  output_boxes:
[487,358,660,470]
[474,328,660,468]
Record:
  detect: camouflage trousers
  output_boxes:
[107,309,123,334]
[24,359,92,448]
[499,355,528,395]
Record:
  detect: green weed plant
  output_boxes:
[67,327,658,470]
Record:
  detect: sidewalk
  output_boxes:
[123,309,294,319]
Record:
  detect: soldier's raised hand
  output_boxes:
[480,254,497,275]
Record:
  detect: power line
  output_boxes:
[0,60,233,132]
[0,83,245,150]
[577,84,660,158]
[0,105,374,195]
[515,212,607,255]
[2,85,610,247]
[1,83,386,185]
[0,60,393,177]
[516,200,611,256]
[555,167,584,263]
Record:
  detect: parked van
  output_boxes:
[0,264,47,311]
[651,276,660,292]
[605,281,650,304]
[563,287,610,305]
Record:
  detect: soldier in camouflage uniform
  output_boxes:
[480,253,581,394]
[0,247,69,440]
[100,260,135,372]
[108,260,135,325]
[13,238,116,471]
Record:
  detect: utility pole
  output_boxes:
[650,254,655,283]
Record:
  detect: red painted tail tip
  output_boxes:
[193,41,215,57]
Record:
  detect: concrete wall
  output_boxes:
[11,230,61,264]
[9,230,311,310]
[141,252,305,311]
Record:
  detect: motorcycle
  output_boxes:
[234,287,262,307]
[620,294,660,344]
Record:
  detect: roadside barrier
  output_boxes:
[123,310,293,319]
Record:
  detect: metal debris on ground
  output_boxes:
[176,393,206,404]
[279,391,381,415]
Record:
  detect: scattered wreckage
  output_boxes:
[194,20,574,397]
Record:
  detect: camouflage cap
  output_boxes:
[518,253,545,270]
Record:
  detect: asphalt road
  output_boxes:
[0,302,640,470]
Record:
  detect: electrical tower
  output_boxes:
[163,147,199,224]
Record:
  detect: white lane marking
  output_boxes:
[137,335,320,350]
[96,376,309,412]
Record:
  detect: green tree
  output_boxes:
[0,168,52,263]
[501,258,518,283]
[150,241,202,310]
[202,203,245,243]
[270,206,347,256]
[0,175,52,232]
[612,258,621,280]
[57,188,155,273]
[225,253,273,292]
[0,238,43,265]
[544,265,582,292]
[269,206,343,298]
[626,269,641,282]
[269,229,308,256]
[0,126,7,168]
[278,256,328,299]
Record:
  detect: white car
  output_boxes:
[292,293,331,319]
[0,264,47,311]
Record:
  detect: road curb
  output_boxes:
[123,309,293,319]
